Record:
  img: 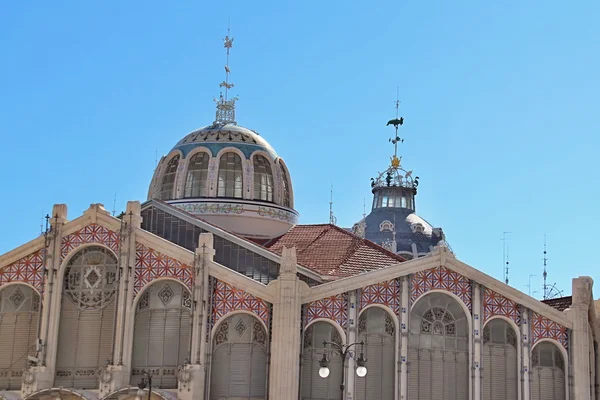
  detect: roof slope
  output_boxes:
[541,296,572,312]
[265,224,406,277]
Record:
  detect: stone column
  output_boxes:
[399,276,409,400]
[521,306,531,400]
[570,277,594,400]
[268,247,307,400]
[346,290,358,400]
[22,204,68,396]
[472,283,482,400]
[178,233,214,400]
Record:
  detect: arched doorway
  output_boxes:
[354,307,395,400]
[300,321,343,400]
[24,388,89,400]
[531,341,566,400]
[55,246,118,389]
[408,292,469,400]
[0,284,40,390]
[482,318,518,400]
[209,313,268,400]
[130,280,192,389]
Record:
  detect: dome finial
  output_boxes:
[213,24,238,125]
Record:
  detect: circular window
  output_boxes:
[63,246,118,310]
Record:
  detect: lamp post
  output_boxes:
[137,371,152,400]
[319,340,367,400]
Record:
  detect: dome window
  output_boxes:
[218,152,243,198]
[160,155,180,200]
[280,163,290,207]
[379,220,394,232]
[185,152,209,198]
[253,155,274,202]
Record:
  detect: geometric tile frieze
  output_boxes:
[483,288,521,325]
[211,279,270,327]
[134,242,193,296]
[0,248,45,292]
[306,292,348,328]
[531,312,568,349]
[411,266,472,311]
[359,279,400,315]
[61,224,119,262]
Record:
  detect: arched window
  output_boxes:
[210,314,267,399]
[0,284,40,390]
[217,152,243,198]
[531,342,566,400]
[184,152,209,198]
[160,155,180,200]
[482,319,518,400]
[408,292,469,400]
[355,307,395,400]
[55,246,118,389]
[253,155,274,202]
[131,281,192,389]
[280,163,290,207]
[301,321,343,400]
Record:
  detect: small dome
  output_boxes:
[147,123,297,240]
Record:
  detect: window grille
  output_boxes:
[184,152,209,198]
[217,153,243,198]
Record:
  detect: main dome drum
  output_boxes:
[148,123,297,240]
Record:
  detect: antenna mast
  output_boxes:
[214,25,238,125]
[329,184,337,225]
[501,231,511,284]
[543,234,548,299]
[505,244,510,285]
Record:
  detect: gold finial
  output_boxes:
[391,155,401,169]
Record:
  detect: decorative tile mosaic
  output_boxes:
[211,279,270,326]
[483,288,521,325]
[359,279,400,315]
[531,312,568,348]
[306,293,348,328]
[411,266,472,310]
[61,224,119,261]
[0,248,45,292]
[134,243,192,295]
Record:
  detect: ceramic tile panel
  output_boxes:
[61,224,119,261]
[306,293,348,328]
[531,312,568,348]
[211,279,270,327]
[134,242,192,295]
[483,288,521,325]
[359,279,400,315]
[0,248,45,292]
[411,266,472,311]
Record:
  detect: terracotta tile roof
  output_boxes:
[542,296,572,312]
[265,224,406,278]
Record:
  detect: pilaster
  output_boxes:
[22,204,67,397]
[521,306,531,400]
[346,290,358,400]
[399,276,409,400]
[571,276,593,400]
[103,201,141,395]
[178,232,214,400]
[268,247,307,400]
[472,283,482,400]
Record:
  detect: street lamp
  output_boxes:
[137,371,152,400]
[319,340,367,400]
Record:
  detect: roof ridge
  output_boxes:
[327,223,407,263]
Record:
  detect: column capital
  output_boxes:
[280,246,298,276]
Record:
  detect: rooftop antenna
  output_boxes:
[526,274,537,297]
[329,184,337,225]
[363,198,367,220]
[39,210,45,235]
[505,244,510,285]
[543,234,550,299]
[155,150,158,170]
[387,86,404,160]
[112,193,117,217]
[501,231,511,283]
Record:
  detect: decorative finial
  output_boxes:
[386,87,404,159]
[214,26,238,125]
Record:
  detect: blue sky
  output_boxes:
[1,1,598,298]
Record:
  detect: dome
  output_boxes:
[147,122,297,240]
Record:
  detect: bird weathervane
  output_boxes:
[214,26,239,125]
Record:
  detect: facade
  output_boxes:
[1,33,599,400]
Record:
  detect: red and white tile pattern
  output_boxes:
[483,288,521,325]
[531,312,568,348]
[61,224,119,261]
[359,279,400,315]
[306,293,348,328]
[211,279,270,326]
[134,243,193,296]
[411,266,472,311]
[0,249,45,292]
